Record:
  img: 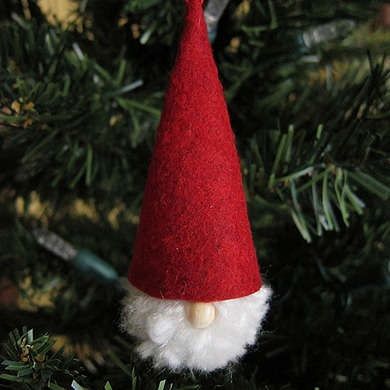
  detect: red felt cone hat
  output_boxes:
[129,0,262,302]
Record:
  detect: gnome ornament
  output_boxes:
[121,0,271,372]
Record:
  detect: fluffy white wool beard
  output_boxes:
[120,284,272,372]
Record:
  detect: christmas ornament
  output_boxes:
[378,3,390,28]
[0,278,19,307]
[121,0,271,372]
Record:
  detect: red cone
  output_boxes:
[129,0,262,302]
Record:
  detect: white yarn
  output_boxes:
[120,284,272,372]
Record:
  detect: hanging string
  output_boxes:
[204,0,230,41]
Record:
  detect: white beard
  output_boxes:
[120,283,272,372]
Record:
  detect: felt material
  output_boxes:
[128,0,262,301]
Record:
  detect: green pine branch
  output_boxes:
[0,19,160,199]
[246,58,389,241]
[0,327,82,389]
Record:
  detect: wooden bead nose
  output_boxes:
[186,302,216,328]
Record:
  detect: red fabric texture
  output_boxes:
[128,0,262,302]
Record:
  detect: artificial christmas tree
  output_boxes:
[0,0,389,388]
